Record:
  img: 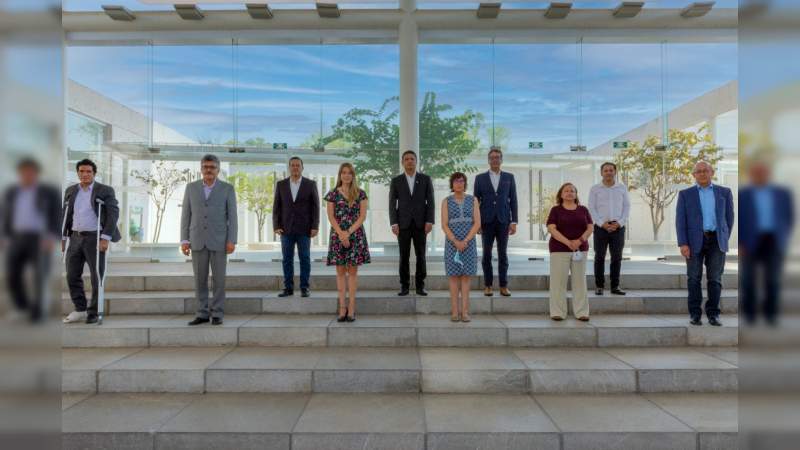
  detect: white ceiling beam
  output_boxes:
[63,8,737,45]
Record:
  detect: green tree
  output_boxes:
[228,171,277,243]
[324,93,483,183]
[615,125,722,240]
[131,161,192,243]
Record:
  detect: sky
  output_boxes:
[67,40,736,153]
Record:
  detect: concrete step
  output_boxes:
[62,392,737,450]
[62,314,738,349]
[62,346,737,395]
[62,289,739,316]
[64,260,738,292]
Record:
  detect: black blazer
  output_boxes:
[388,172,435,230]
[272,177,320,236]
[1,183,61,237]
[62,182,122,242]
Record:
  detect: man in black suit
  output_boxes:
[1,158,61,322]
[389,150,435,296]
[62,159,121,324]
[273,156,320,298]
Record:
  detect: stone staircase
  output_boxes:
[62,264,738,450]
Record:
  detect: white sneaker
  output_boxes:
[63,311,87,323]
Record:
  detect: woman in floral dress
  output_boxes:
[325,162,371,322]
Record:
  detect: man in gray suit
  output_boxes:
[181,154,238,326]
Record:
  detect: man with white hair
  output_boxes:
[675,160,734,327]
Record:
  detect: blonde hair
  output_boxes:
[336,163,361,206]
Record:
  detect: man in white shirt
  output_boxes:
[588,162,630,296]
[273,156,320,298]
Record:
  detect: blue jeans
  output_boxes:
[686,233,726,319]
[281,233,311,290]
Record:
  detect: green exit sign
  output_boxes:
[272,143,288,150]
[613,141,630,149]
[528,141,543,149]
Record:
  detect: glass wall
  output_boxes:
[66,42,399,259]
[66,38,736,258]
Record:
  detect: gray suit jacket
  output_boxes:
[180,179,238,252]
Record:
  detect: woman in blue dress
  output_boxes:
[441,172,481,322]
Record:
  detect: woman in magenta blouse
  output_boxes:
[546,183,594,321]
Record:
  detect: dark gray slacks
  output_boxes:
[65,232,105,315]
[191,248,228,319]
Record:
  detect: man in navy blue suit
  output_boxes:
[473,147,518,297]
[739,161,793,326]
[675,160,734,326]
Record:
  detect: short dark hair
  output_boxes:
[75,159,97,174]
[17,157,41,172]
[449,172,468,191]
[488,147,503,158]
[201,154,220,167]
[288,156,303,167]
[600,162,617,172]
[401,150,417,160]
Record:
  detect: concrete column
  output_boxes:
[399,0,418,169]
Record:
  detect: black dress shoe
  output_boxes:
[278,289,294,298]
[398,288,410,296]
[708,317,722,327]
[86,314,98,324]
[610,288,626,296]
[595,288,604,296]
[690,317,702,326]
[301,288,310,298]
[416,288,428,296]
[188,317,210,326]
[212,317,223,326]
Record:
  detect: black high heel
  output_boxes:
[337,306,347,322]
[346,312,356,322]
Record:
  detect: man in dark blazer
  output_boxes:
[473,147,518,297]
[62,159,121,324]
[1,158,61,322]
[389,150,435,296]
[273,156,320,298]
[675,160,734,327]
[739,160,793,325]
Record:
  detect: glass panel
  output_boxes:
[152,45,234,145]
[419,44,492,251]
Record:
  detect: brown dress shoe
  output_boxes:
[500,287,511,297]
[484,287,493,297]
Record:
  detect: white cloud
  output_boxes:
[154,75,338,95]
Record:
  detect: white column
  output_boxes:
[399,0,418,169]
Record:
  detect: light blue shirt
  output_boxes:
[697,183,717,232]
[72,182,111,241]
[12,186,45,234]
[203,179,216,200]
[754,186,775,233]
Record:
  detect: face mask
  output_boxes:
[453,251,464,266]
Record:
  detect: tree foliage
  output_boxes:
[614,125,722,240]
[228,171,277,243]
[131,161,192,243]
[324,93,483,183]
